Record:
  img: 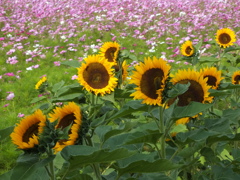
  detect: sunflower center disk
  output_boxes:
[83,63,110,89]
[57,113,75,130]
[204,75,217,86]
[105,47,117,62]
[185,46,193,55]
[22,122,39,143]
[219,33,231,44]
[234,75,240,84]
[140,68,164,99]
[177,80,204,106]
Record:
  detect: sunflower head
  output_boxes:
[169,69,213,107]
[130,57,171,106]
[35,76,47,90]
[99,41,120,63]
[215,28,236,48]
[181,41,194,57]
[77,55,118,96]
[200,67,224,89]
[232,70,240,85]
[10,109,46,150]
[48,102,82,153]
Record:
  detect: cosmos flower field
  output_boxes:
[0,0,240,179]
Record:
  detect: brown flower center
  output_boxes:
[234,75,240,84]
[204,75,217,87]
[140,68,164,99]
[176,80,204,106]
[57,113,75,129]
[22,122,39,143]
[83,62,110,89]
[105,47,117,62]
[219,33,231,44]
[185,46,193,55]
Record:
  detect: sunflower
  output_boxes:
[176,117,190,125]
[232,70,240,85]
[130,57,171,106]
[10,109,46,149]
[77,55,118,96]
[200,67,224,89]
[48,102,82,153]
[169,69,213,106]
[35,76,47,90]
[99,41,120,63]
[181,40,194,57]
[215,28,236,48]
[122,60,128,82]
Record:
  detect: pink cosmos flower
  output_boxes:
[4,104,9,107]
[17,113,25,118]
[71,75,78,80]
[54,61,61,66]
[5,72,15,76]
[6,92,15,100]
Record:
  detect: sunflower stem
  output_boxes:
[47,149,56,180]
[159,106,166,159]
[86,136,102,180]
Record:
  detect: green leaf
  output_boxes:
[224,46,240,53]
[199,57,219,63]
[61,60,81,68]
[10,154,55,180]
[171,102,213,120]
[105,100,148,122]
[223,108,240,124]
[219,83,240,90]
[209,89,231,97]
[125,130,162,145]
[118,159,182,176]
[167,82,190,98]
[100,93,116,104]
[54,83,82,97]
[0,126,14,141]
[52,80,65,93]
[61,145,136,172]
[129,54,138,61]
[30,96,46,104]
[52,93,84,101]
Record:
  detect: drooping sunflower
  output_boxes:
[215,28,236,48]
[10,109,46,150]
[169,69,213,106]
[77,55,118,96]
[99,41,120,63]
[48,102,82,153]
[232,70,240,85]
[181,40,194,57]
[200,67,224,89]
[35,76,47,90]
[130,57,171,106]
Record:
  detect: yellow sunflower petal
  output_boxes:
[215,28,236,48]
[130,57,171,106]
[10,109,46,149]
[35,76,47,89]
[48,102,82,153]
[181,41,194,57]
[77,55,118,96]
[169,68,213,107]
[200,67,224,89]
[99,41,120,63]
[232,70,240,85]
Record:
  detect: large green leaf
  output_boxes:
[61,145,136,172]
[9,154,55,180]
[167,83,190,99]
[52,93,84,102]
[30,96,46,103]
[117,159,182,176]
[105,100,148,122]
[171,102,213,121]
[0,126,14,141]
[125,130,162,145]
[52,80,65,93]
[223,108,240,124]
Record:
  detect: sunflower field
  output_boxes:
[0,0,240,179]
